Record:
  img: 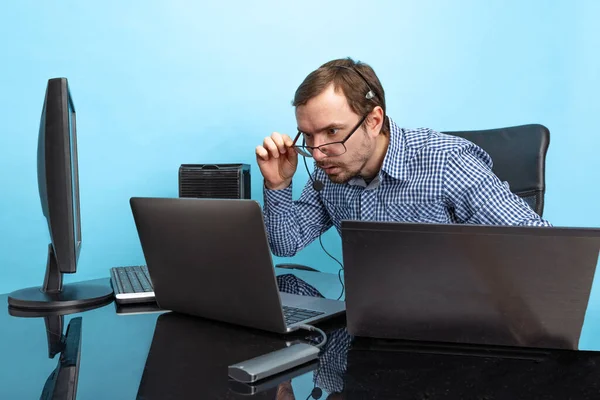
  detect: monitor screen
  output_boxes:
[67,94,81,260]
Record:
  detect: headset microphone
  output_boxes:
[312,179,324,192]
[307,387,322,399]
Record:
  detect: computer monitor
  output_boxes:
[7,77,113,311]
[40,316,83,400]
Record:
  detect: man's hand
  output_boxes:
[256,132,298,190]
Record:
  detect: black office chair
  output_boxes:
[276,263,320,272]
[277,123,550,273]
[443,124,550,217]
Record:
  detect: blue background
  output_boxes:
[1,1,599,348]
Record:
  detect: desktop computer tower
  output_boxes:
[178,164,251,199]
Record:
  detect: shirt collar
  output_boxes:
[347,117,407,188]
[381,117,408,181]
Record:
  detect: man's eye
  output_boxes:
[328,128,339,135]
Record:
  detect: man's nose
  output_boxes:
[312,149,327,162]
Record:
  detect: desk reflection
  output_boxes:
[134,273,350,400]
[8,308,85,400]
[273,327,351,400]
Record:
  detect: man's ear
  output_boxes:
[367,106,384,137]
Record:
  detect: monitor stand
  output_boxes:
[8,307,84,400]
[7,244,114,311]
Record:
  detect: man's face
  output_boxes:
[295,84,374,184]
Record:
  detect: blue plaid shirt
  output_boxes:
[263,117,551,257]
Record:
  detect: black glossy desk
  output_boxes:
[2,269,600,399]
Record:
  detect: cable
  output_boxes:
[302,156,335,208]
[297,324,328,349]
[302,156,345,301]
[318,227,345,301]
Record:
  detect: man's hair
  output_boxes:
[293,57,389,135]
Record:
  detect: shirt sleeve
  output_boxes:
[443,144,552,227]
[263,181,332,257]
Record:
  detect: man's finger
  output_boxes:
[271,132,286,154]
[282,134,294,148]
[255,145,270,161]
[263,137,280,159]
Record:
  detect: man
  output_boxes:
[256,58,551,257]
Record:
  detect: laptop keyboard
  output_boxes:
[282,305,324,325]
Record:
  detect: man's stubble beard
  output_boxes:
[324,139,373,184]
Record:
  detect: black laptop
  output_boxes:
[341,221,600,350]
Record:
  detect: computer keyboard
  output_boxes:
[110,265,156,305]
[282,305,324,325]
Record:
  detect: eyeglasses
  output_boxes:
[292,114,368,158]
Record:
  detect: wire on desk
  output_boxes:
[297,324,328,349]
[317,225,345,301]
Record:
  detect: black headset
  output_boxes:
[302,64,377,193]
[298,64,377,302]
